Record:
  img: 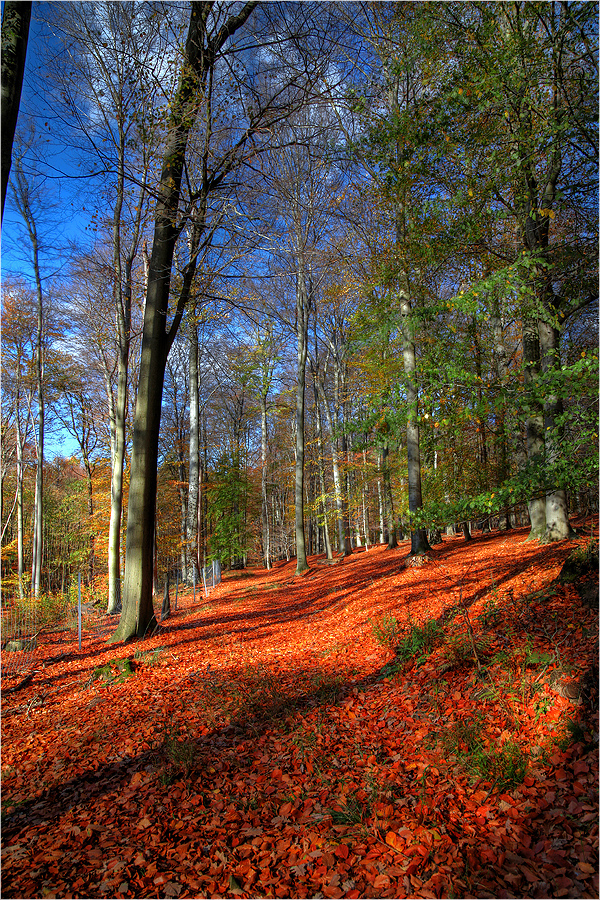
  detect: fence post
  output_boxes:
[175,569,179,611]
[78,572,82,652]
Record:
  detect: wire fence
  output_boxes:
[1,560,222,686]
[202,559,222,596]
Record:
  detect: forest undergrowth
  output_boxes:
[1,523,598,899]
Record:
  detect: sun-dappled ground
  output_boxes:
[2,523,598,899]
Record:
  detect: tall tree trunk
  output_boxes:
[522,316,546,540]
[377,473,385,543]
[1,1,31,222]
[259,392,272,569]
[107,355,127,613]
[491,292,513,530]
[30,226,44,599]
[315,378,345,553]
[381,443,397,549]
[186,321,200,582]
[294,265,310,576]
[538,317,574,541]
[399,289,430,556]
[15,405,24,599]
[314,389,333,560]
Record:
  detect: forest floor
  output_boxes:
[1,522,598,900]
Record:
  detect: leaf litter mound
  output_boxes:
[2,523,598,899]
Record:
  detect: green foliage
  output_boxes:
[557,716,588,752]
[370,613,401,651]
[207,452,251,568]
[444,631,493,668]
[378,617,444,676]
[90,657,133,685]
[134,646,165,667]
[325,792,365,825]
[160,726,197,782]
[439,714,528,790]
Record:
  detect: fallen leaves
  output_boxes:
[1,525,598,898]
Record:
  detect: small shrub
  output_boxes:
[445,632,492,668]
[310,671,344,704]
[395,618,444,663]
[91,657,133,685]
[134,646,165,666]
[326,793,365,825]
[478,596,501,628]
[160,727,197,780]
[557,716,589,751]
[559,539,599,583]
[438,714,527,790]
[370,614,401,651]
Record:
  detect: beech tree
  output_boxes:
[112,1,319,640]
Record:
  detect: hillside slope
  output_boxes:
[2,524,598,899]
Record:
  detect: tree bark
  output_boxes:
[314,386,333,560]
[538,317,575,541]
[259,392,272,568]
[399,289,430,556]
[186,321,200,582]
[294,264,310,576]
[381,443,397,549]
[522,316,546,540]
[1,1,31,222]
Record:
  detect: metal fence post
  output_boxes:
[78,572,82,652]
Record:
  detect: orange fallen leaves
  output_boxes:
[1,524,598,898]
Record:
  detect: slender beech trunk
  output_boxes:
[107,355,127,613]
[106,138,149,614]
[398,289,430,556]
[491,292,513,530]
[314,386,333,560]
[186,322,200,582]
[315,377,345,553]
[259,392,272,568]
[340,423,353,555]
[522,316,546,540]
[12,158,45,597]
[27,211,44,598]
[377,475,385,543]
[294,265,310,575]
[15,405,25,599]
[381,443,397,549]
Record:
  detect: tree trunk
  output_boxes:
[314,391,333,560]
[107,355,127,613]
[1,1,31,222]
[315,377,346,554]
[381,443,397,549]
[522,316,546,540]
[377,476,385,543]
[399,289,430,556]
[259,392,271,568]
[161,572,171,622]
[294,265,310,576]
[538,317,574,541]
[186,322,200,582]
[15,405,24,599]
